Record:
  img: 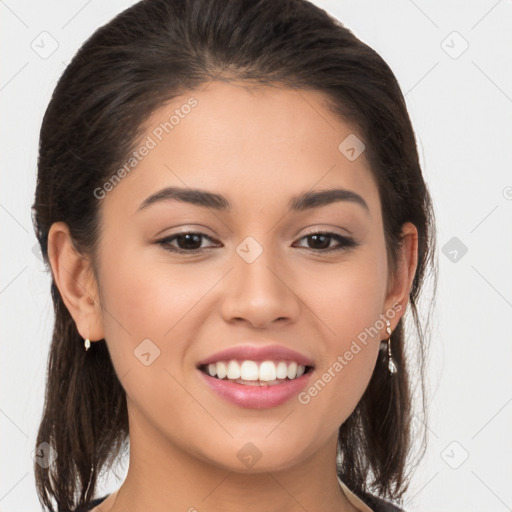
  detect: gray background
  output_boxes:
[1,1,511,510]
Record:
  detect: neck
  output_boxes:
[106,406,357,512]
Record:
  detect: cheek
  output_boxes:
[95,253,196,426]
[297,255,386,421]
[304,252,387,340]
[96,244,218,373]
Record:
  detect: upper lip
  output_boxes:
[197,344,315,368]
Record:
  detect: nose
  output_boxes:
[220,241,301,329]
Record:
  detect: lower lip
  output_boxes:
[197,369,313,409]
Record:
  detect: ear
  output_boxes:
[47,221,105,344]
[383,221,419,329]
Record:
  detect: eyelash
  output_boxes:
[156,230,358,255]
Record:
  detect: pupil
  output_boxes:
[179,233,201,250]
[309,234,329,249]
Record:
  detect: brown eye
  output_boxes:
[157,232,219,254]
[295,232,358,252]
[156,230,358,255]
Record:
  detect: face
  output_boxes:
[84,81,407,472]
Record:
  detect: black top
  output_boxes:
[357,490,406,511]
[72,496,108,511]
[72,491,406,511]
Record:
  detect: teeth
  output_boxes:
[216,361,227,379]
[241,360,259,380]
[204,360,308,382]
[226,360,241,379]
[287,362,297,379]
[258,361,276,381]
[276,361,288,379]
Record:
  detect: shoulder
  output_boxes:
[355,489,407,512]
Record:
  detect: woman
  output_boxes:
[32,0,436,510]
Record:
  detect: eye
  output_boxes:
[294,231,358,252]
[156,232,220,254]
[156,230,358,255]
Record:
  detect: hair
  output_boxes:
[31,0,437,510]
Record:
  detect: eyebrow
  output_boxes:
[136,186,370,214]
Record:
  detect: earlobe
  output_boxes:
[47,221,104,343]
[384,222,419,324]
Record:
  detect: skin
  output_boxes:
[48,81,418,512]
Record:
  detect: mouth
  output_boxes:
[196,344,315,408]
[198,360,314,386]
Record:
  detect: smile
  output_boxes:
[196,343,315,408]
[199,359,310,384]
[197,361,314,409]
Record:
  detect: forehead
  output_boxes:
[100,81,381,220]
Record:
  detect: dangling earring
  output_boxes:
[384,319,397,375]
[84,338,91,351]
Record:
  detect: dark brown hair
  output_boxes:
[32,0,437,510]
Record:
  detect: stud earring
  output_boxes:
[84,338,91,351]
[384,319,397,375]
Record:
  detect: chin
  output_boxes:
[198,435,314,474]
